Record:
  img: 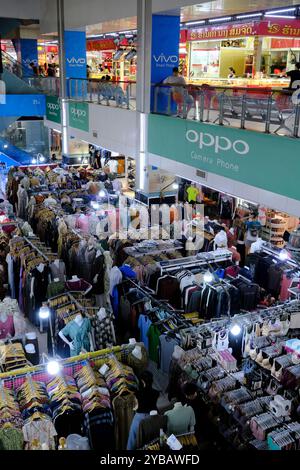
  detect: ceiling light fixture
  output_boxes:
[236,13,263,19]
[265,8,296,15]
[184,20,206,26]
[208,17,232,23]
[265,15,296,19]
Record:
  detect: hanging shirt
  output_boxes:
[109,266,122,295]
[147,324,161,365]
[108,159,118,173]
[186,186,199,203]
[159,334,180,374]
[22,419,57,450]
[138,314,152,351]
[60,318,92,356]
[0,314,15,339]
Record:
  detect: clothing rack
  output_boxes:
[0,343,137,385]
[124,278,190,328]
[181,299,300,336]
[23,235,50,263]
[261,243,300,269]
[159,249,232,274]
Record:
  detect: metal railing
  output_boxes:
[1,51,60,95]
[152,83,300,138]
[67,78,136,110]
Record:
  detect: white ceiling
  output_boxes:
[86,0,300,37]
[180,0,300,22]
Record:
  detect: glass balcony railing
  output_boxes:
[65,78,300,138]
[67,78,136,110]
[151,83,300,138]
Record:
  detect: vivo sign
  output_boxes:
[186,130,250,155]
[66,57,86,65]
[153,53,178,65]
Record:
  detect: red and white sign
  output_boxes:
[87,39,116,51]
[187,18,300,41]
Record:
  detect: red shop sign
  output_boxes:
[180,29,187,43]
[257,19,300,38]
[187,21,258,41]
[187,18,300,41]
[46,46,58,53]
[271,37,300,48]
[87,39,116,51]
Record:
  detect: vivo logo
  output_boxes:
[153,53,178,64]
[186,130,249,155]
[47,103,60,111]
[71,108,86,118]
[67,57,86,65]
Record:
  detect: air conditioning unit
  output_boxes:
[196,169,207,180]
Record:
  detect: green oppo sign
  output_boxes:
[148,114,300,202]
[46,96,61,123]
[69,101,89,132]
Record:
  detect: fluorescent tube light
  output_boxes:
[208,17,232,23]
[236,13,263,19]
[265,8,296,15]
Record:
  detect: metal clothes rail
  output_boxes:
[0,343,136,385]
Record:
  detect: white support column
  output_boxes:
[57,0,69,156]
[135,0,152,194]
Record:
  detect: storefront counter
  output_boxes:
[90,72,114,80]
[187,77,290,91]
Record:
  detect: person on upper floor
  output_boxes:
[163,67,194,118]
[228,67,236,79]
[286,62,300,89]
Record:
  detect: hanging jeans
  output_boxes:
[127,412,148,450]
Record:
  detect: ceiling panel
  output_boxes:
[85,0,299,37]
[180,0,300,22]
[86,17,137,36]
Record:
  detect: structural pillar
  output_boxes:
[57,0,69,156]
[135,0,152,194]
[253,36,263,77]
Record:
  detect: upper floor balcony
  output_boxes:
[64,77,300,138]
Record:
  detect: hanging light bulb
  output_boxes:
[46,360,61,375]
[91,201,100,210]
[279,249,289,261]
[39,305,50,320]
[230,324,242,336]
[203,271,214,283]
[99,190,106,198]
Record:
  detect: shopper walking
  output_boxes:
[127,371,160,450]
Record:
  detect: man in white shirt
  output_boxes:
[163,67,194,118]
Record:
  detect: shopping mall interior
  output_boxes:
[1,0,300,458]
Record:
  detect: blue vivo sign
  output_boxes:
[65,31,87,79]
[151,15,180,83]
[19,39,38,77]
[151,15,180,113]
[0,95,46,116]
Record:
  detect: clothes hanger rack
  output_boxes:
[23,236,50,263]
[0,343,138,387]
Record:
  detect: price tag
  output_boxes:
[167,434,182,450]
